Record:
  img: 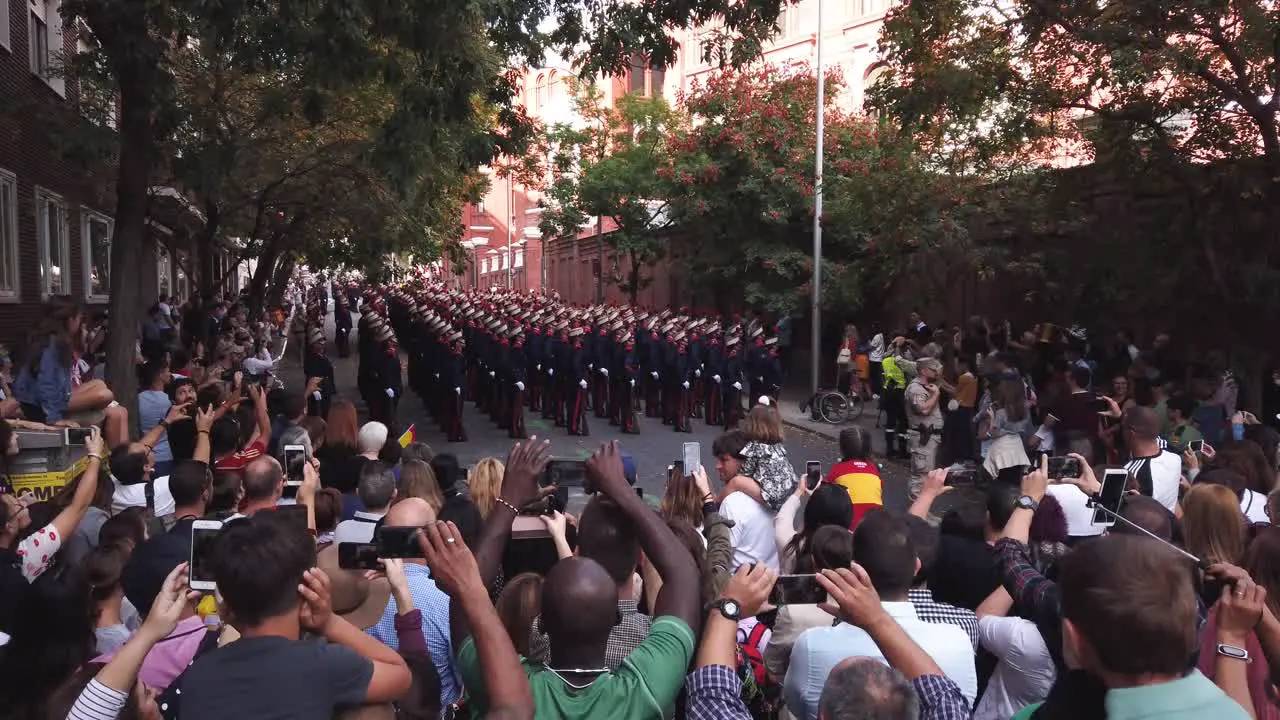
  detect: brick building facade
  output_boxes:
[0,0,236,349]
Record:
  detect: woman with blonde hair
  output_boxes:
[469,457,506,518]
[398,459,444,514]
[1182,483,1245,566]
[735,403,796,511]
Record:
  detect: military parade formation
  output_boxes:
[298,282,786,442]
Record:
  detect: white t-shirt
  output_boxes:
[1124,450,1182,513]
[1045,483,1104,538]
[1241,489,1269,524]
[974,616,1056,720]
[111,475,175,517]
[719,491,780,572]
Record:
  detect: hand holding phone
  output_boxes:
[769,574,827,605]
[805,460,823,491]
[1091,468,1129,526]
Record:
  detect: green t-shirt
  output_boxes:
[456,615,696,719]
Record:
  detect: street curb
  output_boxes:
[781,418,841,442]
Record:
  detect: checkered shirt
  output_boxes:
[910,587,980,651]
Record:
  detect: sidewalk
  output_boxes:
[777,390,891,455]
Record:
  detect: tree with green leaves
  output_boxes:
[660,64,1000,315]
[871,0,1280,370]
[528,83,681,304]
[62,0,795,404]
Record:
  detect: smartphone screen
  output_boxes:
[1092,468,1129,527]
[805,460,823,490]
[682,442,700,475]
[945,465,980,487]
[189,521,223,590]
[769,574,826,605]
[544,459,588,488]
[376,525,424,558]
[337,542,382,570]
[283,444,305,483]
[1188,439,1205,454]
[1046,456,1082,480]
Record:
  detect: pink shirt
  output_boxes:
[94,615,208,690]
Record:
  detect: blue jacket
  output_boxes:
[13,342,72,422]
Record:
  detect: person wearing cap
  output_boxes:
[507,327,529,440]
[567,325,590,436]
[369,324,402,430]
[904,357,946,497]
[724,330,746,429]
[334,293,353,358]
[304,326,336,418]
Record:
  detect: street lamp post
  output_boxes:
[507,167,514,289]
[810,0,825,397]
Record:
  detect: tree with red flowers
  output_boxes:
[662,64,1004,314]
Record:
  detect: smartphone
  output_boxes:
[520,486,569,516]
[1091,468,1129,527]
[189,519,224,591]
[672,460,685,480]
[682,442,700,476]
[945,465,980,487]
[543,458,588,489]
[1090,395,1111,413]
[64,427,94,445]
[1188,439,1205,454]
[376,525,425,559]
[337,542,383,571]
[805,460,823,491]
[282,444,305,499]
[1046,456,1082,481]
[769,574,827,605]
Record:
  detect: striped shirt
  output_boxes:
[68,679,129,720]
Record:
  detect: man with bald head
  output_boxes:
[454,439,702,718]
[1121,406,1182,512]
[819,658,919,719]
[240,456,285,516]
[366,497,457,707]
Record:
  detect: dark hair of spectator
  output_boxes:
[108,444,149,486]
[323,399,359,451]
[430,454,464,497]
[577,497,640,586]
[169,460,212,508]
[838,427,872,462]
[209,514,317,628]
[495,573,543,658]
[0,564,96,718]
[98,508,148,551]
[712,430,748,459]
[851,509,917,598]
[1058,535,1197,676]
[209,471,244,514]
[787,484,854,573]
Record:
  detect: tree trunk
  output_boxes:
[266,256,294,309]
[248,242,281,316]
[104,77,154,415]
[197,204,220,298]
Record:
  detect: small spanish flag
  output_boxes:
[398,424,416,448]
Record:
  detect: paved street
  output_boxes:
[277,313,914,513]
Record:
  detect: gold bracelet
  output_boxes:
[87,454,103,462]
[495,497,520,515]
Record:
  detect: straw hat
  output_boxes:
[316,545,390,631]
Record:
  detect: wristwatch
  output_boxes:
[1016,495,1040,512]
[711,598,742,621]
[1217,643,1251,662]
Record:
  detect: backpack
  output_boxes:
[736,620,781,717]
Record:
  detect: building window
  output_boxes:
[0,171,18,298]
[28,0,65,96]
[36,190,69,297]
[481,257,489,274]
[475,200,485,215]
[175,252,188,299]
[501,252,509,270]
[1,0,10,52]
[629,54,646,95]
[548,71,558,102]
[157,246,171,297]
[515,249,525,268]
[535,73,546,109]
[81,211,111,301]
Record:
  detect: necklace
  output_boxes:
[544,666,610,690]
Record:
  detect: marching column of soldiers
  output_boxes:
[317,282,786,443]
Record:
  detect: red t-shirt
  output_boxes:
[215,438,266,472]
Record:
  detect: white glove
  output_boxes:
[733,382,743,390]
[516,381,525,391]
[713,374,721,383]
[757,376,764,382]
[454,386,462,395]
[629,379,636,387]
[682,381,690,390]
[536,363,541,371]
[601,368,609,377]
[312,390,322,401]
[651,371,659,379]
[489,371,496,378]
[695,369,702,378]
[433,372,440,379]
[549,368,555,376]
[579,379,588,390]
[385,388,395,398]
[588,363,594,371]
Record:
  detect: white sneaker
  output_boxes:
[872,394,881,400]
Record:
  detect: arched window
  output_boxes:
[536,73,546,108]
[863,64,889,115]
[548,71,558,102]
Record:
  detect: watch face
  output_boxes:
[723,600,740,616]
